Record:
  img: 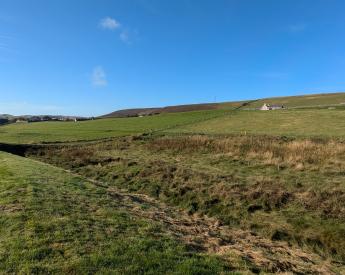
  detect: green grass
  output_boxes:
[0,151,233,274]
[2,95,345,145]
[167,109,345,138]
[30,136,345,264]
[0,109,229,144]
[220,92,345,109]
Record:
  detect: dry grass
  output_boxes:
[24,135,345,264]
[149,135,345,171]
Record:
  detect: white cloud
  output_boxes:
[92,66,107,87]
[99,17,120,30]
[98,17,137,44]
[119,30,130,43]
[287,24,307,33]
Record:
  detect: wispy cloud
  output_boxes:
[98,17,137,44]
[0,43,8,50]
[0,34,13,39]
[0,34,18,62]
[287,24,307,33]
[99,17,121,30]
[91,66,107,87]
[120,29,139,45]
[0,34,13,51]
[120,30,131,44]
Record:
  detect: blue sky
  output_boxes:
[1,0,345,116]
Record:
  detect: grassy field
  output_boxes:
[1,92,345,145]
[2,108,345,145]
[167,109,345,138]
[0,109,229,144]
[1,93,345,273]
[27,136,345,268]
[220,92,345,109]
[0,151,234,274]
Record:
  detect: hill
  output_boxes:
[1,91,345,273]
[234,92,345,109]
[101,103,221,118]
[0,114,15,120]
[1,107,345,144]
[167,108,345,138]
[102,92,345,118]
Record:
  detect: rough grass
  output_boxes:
[0,151,234,274]
[167,109,345,138]
[149,135,345,172]
[27,135,345,267]
[0,109,229,144]
[222,92,345,109]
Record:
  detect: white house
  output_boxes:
[260,103,284,111]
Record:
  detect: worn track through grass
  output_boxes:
[62,167,337,274]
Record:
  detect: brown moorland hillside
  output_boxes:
[102,92,345,118]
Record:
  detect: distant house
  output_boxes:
[260,103,285,111]
[137,110,160,117]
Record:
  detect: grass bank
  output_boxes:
[0,151,232,274]
[27,135,345,268]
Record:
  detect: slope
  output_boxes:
[220,92,345,109]
[0,151,232,274]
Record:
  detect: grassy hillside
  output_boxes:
[2,93,345,273]
[0,109,228,144]
[224,92,345,109]
[2,108,345,145]
[101,92,345,118]
[2,92,345,144]
[0,151,232,274]
[167,109,345,138]
[102,103,220,118]
[26,136,345,273]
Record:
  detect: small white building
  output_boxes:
[260,103,284,111]
[260,103,270,111]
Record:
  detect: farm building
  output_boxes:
[260,103,285,111]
